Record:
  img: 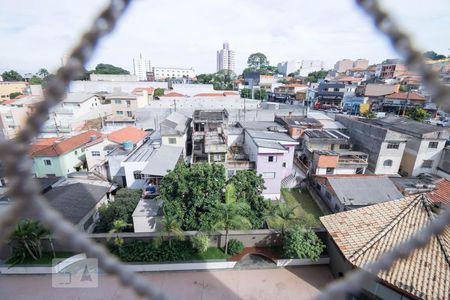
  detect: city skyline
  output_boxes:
[0,0,449,75]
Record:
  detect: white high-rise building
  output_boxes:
[216,42,235,73]
[277,59,324,76]
[133,54,151,81]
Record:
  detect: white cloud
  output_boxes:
[0,0,449,74]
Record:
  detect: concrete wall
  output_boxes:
[85,139,111,170]
[402,138,447,176]
[122,160,147,189]
[147,97,259,111]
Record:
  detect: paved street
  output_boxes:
[0,266,333,300]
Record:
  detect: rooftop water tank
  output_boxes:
[122,140,133,150]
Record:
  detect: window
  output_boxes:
[428,141,438,149]
[45,173,56,177]
[126,100,131,107]
[262,172,275,179]
[91,151,101,157]
[127,111,133,117]
[74,150,78,155]
[282,162,287,168]
[421,160,433,169]
[383,159,393,167]
[43,159,52,166]
[326,167,334,175]
[114,99,121,104]
[387,143,399,149]
[356,168,364,174]
[267,156,277,162]
[168,138,177,144]
[116,111,123,115]
[133,171,142,180]
[213,154,222,162]
[339,144,350,150]
[5,116,12,119]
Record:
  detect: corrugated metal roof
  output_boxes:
[141,145,183,176]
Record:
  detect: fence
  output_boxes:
[0,0,449,300]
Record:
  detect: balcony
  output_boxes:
[336,151,368,168]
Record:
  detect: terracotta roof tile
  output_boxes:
[107,126,148,144]
[427,179,450,205]
[161,92,185,97]
[30,130,101,157]
[320,195,450,300]
[385,92,426,101]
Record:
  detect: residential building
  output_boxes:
[160,112,192,157]
[216,42,236,73]
[52,93,101,116]
[105,90,150,125]
[274,113,323,139]
[121,140,183,189]
[277,60,324,77]
[191,109,229,164]
[133,53,151,81]
[269,84,308,104]
[0,105,29,139]
[335,115,409,175]
[370,117,449,177]
[90,74,138,81]
[334,59,354,73]
[301,129,368,175]
[84,126,149,172]
[320,195,450,300]
[314,175,403,212]
[380,63,407,79]
[29,130,102,177]
[315,82,346,108]
[239,121,298,199]
[362,83,399,108]
[132,199,163,232]
[0,81,28,100]
[352,59,369,69]
[437,147,450,179]
[381,92,426,114]
[152,67,196,80]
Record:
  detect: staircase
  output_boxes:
[281,174,300,189]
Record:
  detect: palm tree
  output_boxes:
[107,219,130,247]
[213,183,252,255]
[273,203,298,237]
[158,213,184,247]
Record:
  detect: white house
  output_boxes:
[132,199,163,232]
[160,112,191,157]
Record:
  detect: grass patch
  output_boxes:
[7,251,76,265]
[187,247,231,260]
[268,188,323,229]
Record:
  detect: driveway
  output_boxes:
[0,266,333,300]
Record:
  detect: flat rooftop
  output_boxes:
[304,129,350,140]
[193,109,228,122]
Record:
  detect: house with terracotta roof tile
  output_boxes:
[84,126,149,172]
[320,195,450,300]
[30,130,102,177]
[381,91,426,114]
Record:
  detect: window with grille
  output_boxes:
[421,160,433,168]
[91,151,101,157]
[387,143,399,149]
[168,138,177,144]
[428,141,438,148]
[383,159,393,167]
[133,170,142,179]
[44,159,52,166]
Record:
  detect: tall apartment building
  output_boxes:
[152,67,196,80]
[334,59,354,73]
[133,54,151,81]
[216,42,235,73]
[353,59,369,69]
[277,60,324,77]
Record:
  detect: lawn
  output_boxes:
[268,188,323,229]
[7,251,76,265]
[187,247,231,260]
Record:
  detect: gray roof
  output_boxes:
[43,183,109,225]
[141,145,183,176]
[125,141,156,162]
[246,129,296,143]
[160,112,191,136]
[275,116,322,127]
[254,140,287,151]
[239,121,287,132]
[304,129,350,140]
[193,109,228,122]
[326,176,403,207]
[64,93,96,103]
[372,117,448,138]
[132,199,163,218]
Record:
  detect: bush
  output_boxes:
[283,225,325,261]
[191,234,209,254]
[227,239,244,256]
[110,240,188,263]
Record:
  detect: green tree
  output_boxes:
[247,53,269,70]
[272,203,298,236]
[212,70,236,90]
[278,78,289,84]
[229,170,269,229]
[157,214,185,246]
[37,68,50,78]
[407,106,429,122]
[161,163,226,230]
[361,110,376,119]
[423,51,446,60]
[93,63,130,75]
[8,219,54,265]
[254,88,267,100]
[212,183,252,254]
[306,70,328,83]
[95,189,141,232]
[196,74,214,84]
[2,70,23,81]
[191,233,209,253]
[29,76,43,85]
[153,88,165,97]
[107,219,130,247]
[282,224,325,261]
[9,92,22,99]
[240,88,252,98]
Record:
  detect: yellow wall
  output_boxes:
[0,82,28,99]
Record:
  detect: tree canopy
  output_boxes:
[9,92,22,99]
[93,63,130,75]
[407,106,429,122]
[160,164,270,231]
[423,51,447,61]
[306,70,328,83]
[2,70,23,81]
[244,53,278,75]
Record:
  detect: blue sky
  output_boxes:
[1,0,449,74]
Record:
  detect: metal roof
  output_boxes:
[246,129,296,143]
[160,112,191,136]
[239,121,286,132]
[372,116,448,138]
[141,145,183,176]
[64,92,97,103]
[304,129,350,140]
[254,140,287,151]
